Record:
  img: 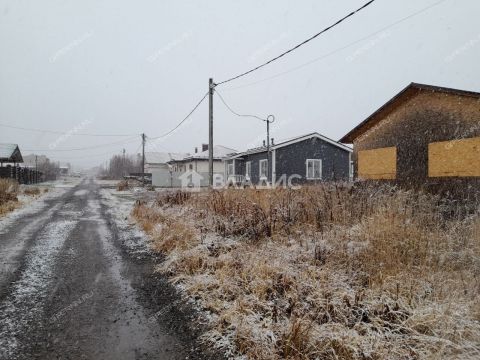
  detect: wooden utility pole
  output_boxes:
[265,115,275,184]
[122,148,126,178]
[208,78,214,188]
[141,133,146,186]
[35,155,38,184]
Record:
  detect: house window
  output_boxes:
[306,159,322,179]
[227,163,234,176]
[358,147,396,180]
[245,161,251,179]
[259,159,268,179]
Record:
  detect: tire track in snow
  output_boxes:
[0,219,77,359]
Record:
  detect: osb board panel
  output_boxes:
[429,137,480,177]
[358,147,397,180]
[352,91,480,183]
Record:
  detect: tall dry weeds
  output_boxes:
[133,184,480,359]
[0,179,19,216]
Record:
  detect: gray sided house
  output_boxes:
[225,133,352,186]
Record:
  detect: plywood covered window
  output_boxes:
[428,136,480,177]
[358,147,397,180]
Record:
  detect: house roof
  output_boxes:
[176,145,237,162]
[145,152,190,164]
[227,132,352,160]
[340,83,480,143]
[0,143,23,163]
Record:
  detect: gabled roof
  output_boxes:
[0,143,23,163]
[145,152,190,164]
[340,83,480,143]
[227,132,352,160]
[176,145,237,162]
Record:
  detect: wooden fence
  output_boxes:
[0,165,43,184]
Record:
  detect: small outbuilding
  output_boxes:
[340,83,480,188]
[0,143,23,165]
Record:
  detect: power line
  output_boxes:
[149,91,209,140]
[0,122,137,137]
[224,0,450,91]
[23,136,138,152]
[49,149,127,160]
[216,0,376,86]
[215,90,267,121]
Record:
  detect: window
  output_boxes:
[227,163,234,176]
[259,159,268,179]
[428,137,480,177]
[306,159,322,179]
[358,147,396,180]
[245,161,251,179]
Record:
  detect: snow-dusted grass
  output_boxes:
[133,185,480,359]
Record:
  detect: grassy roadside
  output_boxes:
[0,179,48,217]
[132,184,480,359]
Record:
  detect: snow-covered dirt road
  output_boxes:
[0,178,205,360]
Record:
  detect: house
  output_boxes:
[169,144,237,174]
[224,132,352,186]
[0,144,42,184]
[59,165,70,176]
[0,143,23,166]
[340,83,480,187]
[144,152,190,174]
[150,144,236,188]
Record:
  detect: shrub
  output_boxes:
[0,179,18,204]
[23,187,41,196]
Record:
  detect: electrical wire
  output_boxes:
[48,149,127,160]
[215,90,267,121]
[149,91,209,140]
[216,0,376,86]
[224,0,450,91]
[23,136,139,152]
[0,122,137,137]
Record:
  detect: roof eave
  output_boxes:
[340,82,480,143]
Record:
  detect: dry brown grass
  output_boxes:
[0,179,19,216]
[133,184,480,359]
[132,203,197,253]
[23,187,41,196]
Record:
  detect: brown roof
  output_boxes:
[340,83,480,143]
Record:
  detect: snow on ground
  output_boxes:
[98,185,150,258]
[0,187,66,235]
[73,189,88,196]
[0,220,77,358]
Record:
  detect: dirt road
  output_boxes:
[0,179,207,360]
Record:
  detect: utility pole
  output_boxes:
[122,148,126,178]
[35,155,38,184]
[141,133,146,187]
[208,78,214,188]
[264,115,275,184]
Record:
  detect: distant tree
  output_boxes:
[101,154,141,179]
[38,159,60,181]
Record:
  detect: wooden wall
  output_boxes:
[352,90,480,187]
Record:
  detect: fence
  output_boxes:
[151,169,224,188]
[0,165,43,184]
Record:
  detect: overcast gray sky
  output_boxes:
[0,0,479,169]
